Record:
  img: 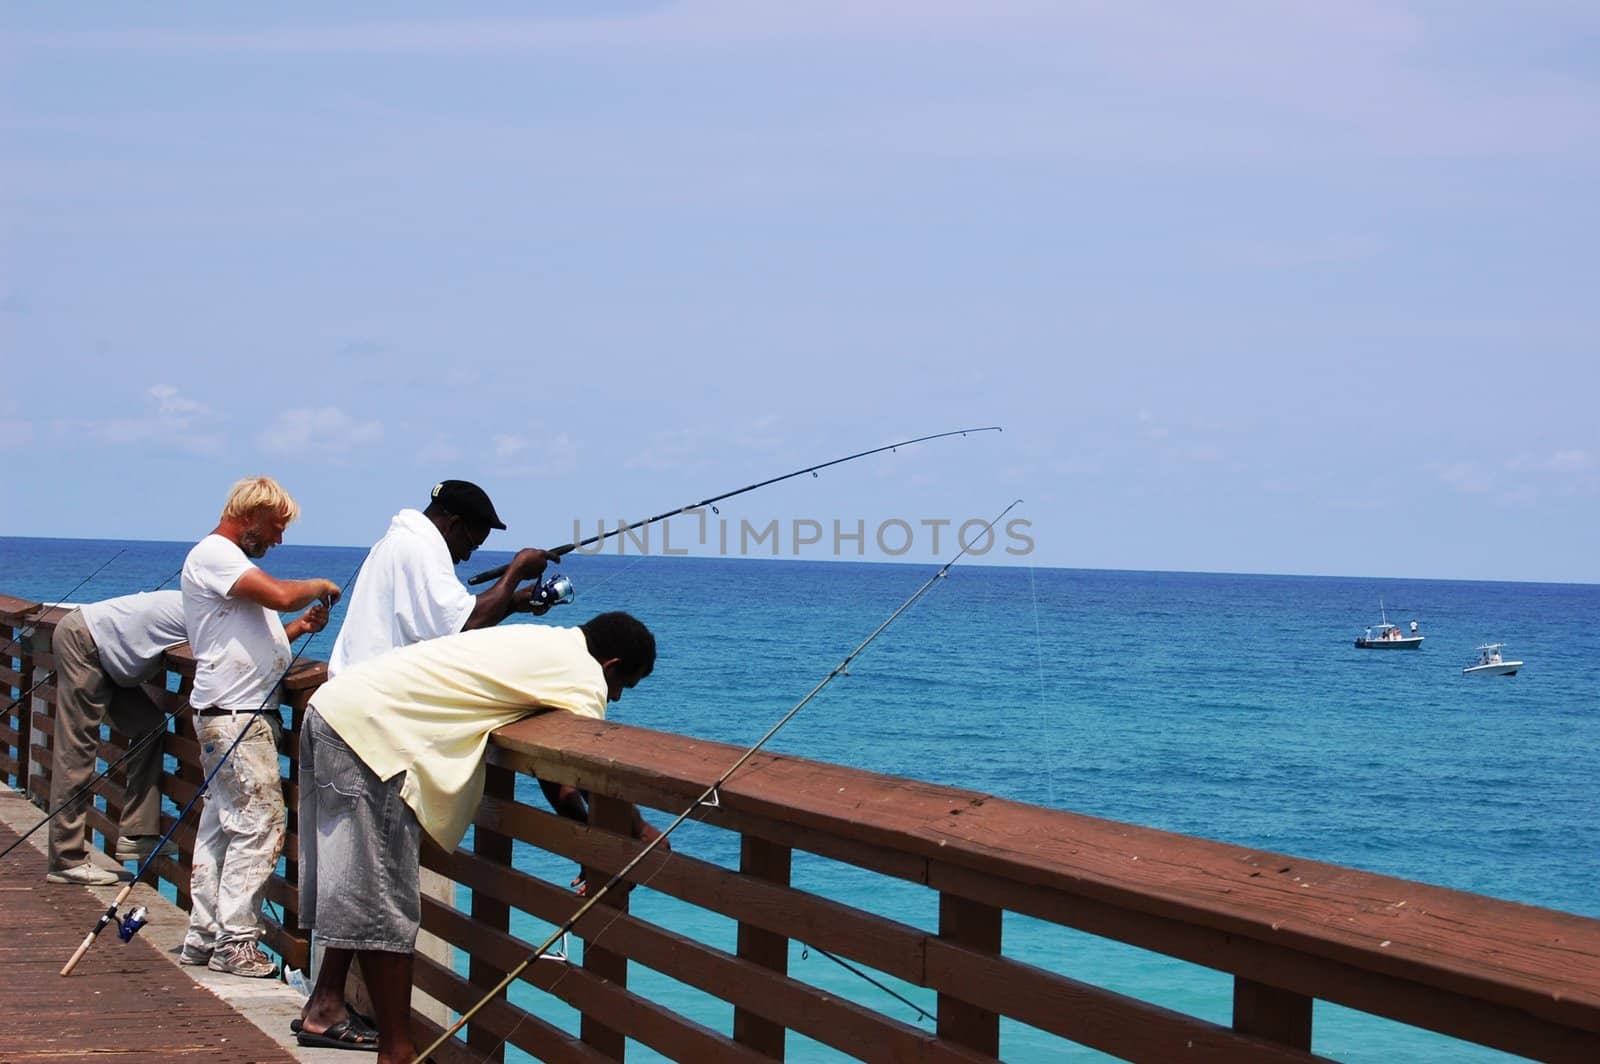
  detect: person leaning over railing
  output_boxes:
[178,476,340,980]
[294,612,664,1061]
[45,589,187,885]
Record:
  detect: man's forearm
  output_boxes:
[539,778,589,823]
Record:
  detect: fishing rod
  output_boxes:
[60,570,353,977]
[466,426,1003,585]
[0,703,178,863]
[415,498,1024,1063]
[0,548,126,659]
[0,565,191,864]
[801,940,931,1023]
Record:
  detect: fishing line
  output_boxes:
[0,548,126,659]
[413,499,1024,1064]
[0,670,57,726]
[59,565,357,976]
[466,426,1002,585]
[577,553,652,597]
[0,702,181,863]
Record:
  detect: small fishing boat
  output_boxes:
[1463,644,1522,677]
[1354,601,1423,649]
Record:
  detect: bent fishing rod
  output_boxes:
[415,498,1024,1063]
[466,426,1003,585]
[60,576,351,977]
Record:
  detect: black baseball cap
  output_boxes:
[429,480,507,530]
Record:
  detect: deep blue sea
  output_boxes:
[4,536,1597,1062]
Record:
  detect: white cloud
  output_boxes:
[1495,485,1540,507]
[417,434,461,464]
[494,435,529,461]
[0,399,29,445]
[493,433,579,479]
[257,406,383,456]
[56,384,225,456]
[627,427,716,473]
[1431,461,1496,494]
[1433,449,1600,499]
[1507,449,1594,475]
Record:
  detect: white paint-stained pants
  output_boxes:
[183,713,285,951]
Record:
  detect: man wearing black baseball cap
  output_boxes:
[327,479,555,679]
[428,478,506,535]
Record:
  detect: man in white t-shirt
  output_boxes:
[294,613,661,1059]
[179,476,341,980]
[327,478,554,678]
[45,589,188,885]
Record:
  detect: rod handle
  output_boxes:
[467,543,574,586]
[60,930,98,976]
[59,883,133,977]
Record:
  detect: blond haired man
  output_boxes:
[180,476,340,978]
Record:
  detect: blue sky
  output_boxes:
[3,3,1597,581]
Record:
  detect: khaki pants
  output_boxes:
[47,610,166,871]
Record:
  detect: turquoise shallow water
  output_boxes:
[3,536,1597,1061]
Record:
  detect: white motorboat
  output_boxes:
[1463,644,1522,677]
[1354,600,1422,649]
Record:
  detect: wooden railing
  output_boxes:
[4,590,1599,1062]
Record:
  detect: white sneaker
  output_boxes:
[114,835,179,861]
[178,941,214,966]
[208,940,278,978]
[46,863,121,886]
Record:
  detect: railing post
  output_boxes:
[1233,977,1313,1050]
[21,622,44,805]
[582,793,633,1061]
[734,835,791,1059]
[937,892,1001,1056]
[0,613,30,790]
[468,762,514,1062]
[0,614,12,787]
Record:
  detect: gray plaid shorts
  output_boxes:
[298,706,422,953]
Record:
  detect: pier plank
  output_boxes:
[0,821,296,1063]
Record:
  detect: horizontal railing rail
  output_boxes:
[4,590,1598,1062]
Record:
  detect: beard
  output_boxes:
[239,532,270,558]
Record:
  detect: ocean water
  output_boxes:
[3,535,1597,1062]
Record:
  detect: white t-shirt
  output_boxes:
[80,589,188,687]
[182,534,291,712]
[312,625,606,850]
[327,508,474,678]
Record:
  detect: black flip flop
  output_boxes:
[295,1015,379,1051]
[291,1006,377,1034]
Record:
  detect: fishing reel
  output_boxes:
[117,905,150,943]
[530,573,575,609]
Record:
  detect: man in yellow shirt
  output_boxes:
[294,612,658,1059]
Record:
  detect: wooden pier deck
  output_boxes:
[0,787,332,1064]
